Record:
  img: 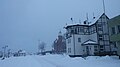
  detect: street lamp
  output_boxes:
[2,45,8,60]
[7,49,11,58]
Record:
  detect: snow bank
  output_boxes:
[0,56,41,67]
[0,54,120,67]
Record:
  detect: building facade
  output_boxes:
[108,15,120,59]
[65,13,111,57]
[53,31,66,54]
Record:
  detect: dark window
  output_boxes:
[77,27,80,33]
[99,38,103,40]
[100,49,104,51]
[68,39,71,44]
[117,25,120,33]
[98,27,102,31]
[86,46,89,49]
[94,46,97,48]
[102,16,105,19]
[80,27,84,32]
[75,28,77,34]
[100,45,104,48]
[98,24,102,27]
[71,30,74,34]
[78,38,81,42]
[114,44,117,48]
[99,35,103,40]
[111,42,117,48]
[99,35,103,37]
[111,27,115,35]
[94,49,98,51]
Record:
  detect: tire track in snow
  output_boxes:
[33,56,55,67]
[33,56,65,67]
[42,58,65,67]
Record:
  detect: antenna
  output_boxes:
[86,13,89,24]
[86,13,88,21]
[71,17,73,24]
[79,19,81,24]
[93,12,95,19]
[38,39,40,52]
[65,23,67,25]
[103,0,106,14]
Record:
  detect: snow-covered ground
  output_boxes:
[0,54,120,67]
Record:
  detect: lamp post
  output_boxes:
[7,49,11,58]
[2,45,8,60]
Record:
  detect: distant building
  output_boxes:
[13,50,26,57]
[53,31,66,54]
[108,15,120,59]
[65,13,111,57]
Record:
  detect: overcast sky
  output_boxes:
[0,0,120,52]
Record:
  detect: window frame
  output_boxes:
[117,25,120,34]
[111,27,116,35]
[78,38,81,42]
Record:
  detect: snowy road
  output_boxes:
[0,55,120,67]
[33,56,64,67]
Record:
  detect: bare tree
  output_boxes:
[38,41,46,53]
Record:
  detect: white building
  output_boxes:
[65,13,111,57]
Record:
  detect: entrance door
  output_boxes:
[86,46,89,55]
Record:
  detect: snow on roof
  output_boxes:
[19,50,26,53]
[65,13,106,28]
[89,13,105,25]
[82,40,97,45]
[64,23,89,29]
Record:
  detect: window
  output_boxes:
[111,42,117,48]
[94,49,98,51]
[93,26,96,33]
[68,48,71,53]
[98,23,102,27]
[99,38,103,40]
[68,38,71,44]
[77,27,80,33]
[99,35,103,40]
[99,41,104,45]
[75,28,77,34]
[102,16,105,19]
[80,27,84,33]
[104,41,109,45]
[100,45,104,48]
[111,27,115,35]
[100,49,104,51]
[84,27,89,34]
[104,35,109,40]
[117,25,120,33]
[94,46,97,48]
[98,27,102,31]
[78,38,81,42]
[71,30,74,34]
[86,46,89,50]
[99,35,103,37]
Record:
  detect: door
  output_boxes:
[86,46,89,55]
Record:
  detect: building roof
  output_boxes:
[108,15,120,27]
[64,23,89,29]
[65,13,109,29]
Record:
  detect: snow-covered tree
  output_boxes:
[38,41,46,53]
